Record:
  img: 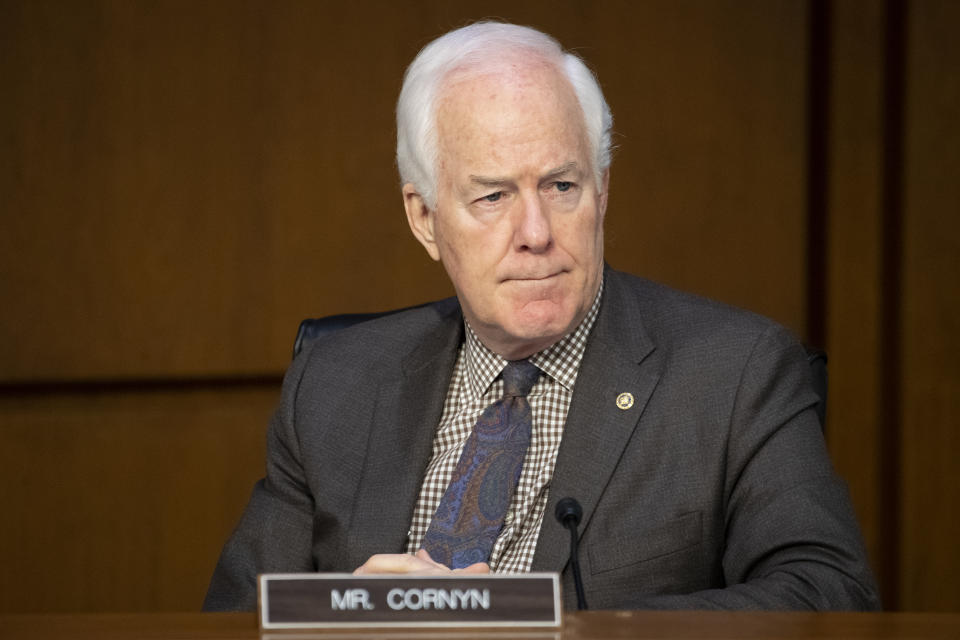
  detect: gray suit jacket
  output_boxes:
[204,268,879,611]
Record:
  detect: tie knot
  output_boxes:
[501,360,540,397]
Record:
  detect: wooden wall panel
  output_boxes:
[584,1,808,336]
[899,0,960,612]
[0,0,433,382]
[826,0,960,611]
[0,386,274,612]
[825,0,885,599]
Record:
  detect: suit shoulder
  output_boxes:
[607,269,798,351]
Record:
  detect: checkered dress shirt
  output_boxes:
[404,279,604,572]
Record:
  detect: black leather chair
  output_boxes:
[293,313,828,428]
[805,347,828,427]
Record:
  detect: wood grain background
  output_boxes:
[1,0,956,612]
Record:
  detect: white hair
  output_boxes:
[396,22,613,209]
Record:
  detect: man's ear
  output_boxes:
[598,169,610,220]
[403,183,441,262]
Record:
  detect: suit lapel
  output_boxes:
[532,269,662,572]
[345,303,463,567]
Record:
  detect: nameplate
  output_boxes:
[258,572,561,629]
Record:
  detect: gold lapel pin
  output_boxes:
[616,392,634,410]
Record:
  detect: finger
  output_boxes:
[454,562,491,575]
[414,548,449,570]
[354,553,444,575]
[354,554,416,575]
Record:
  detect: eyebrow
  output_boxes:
[467,162,582,188]
[541,162,581,181]
[467,174,511,188]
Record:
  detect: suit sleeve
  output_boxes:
[202,351,317,612]
[634,325,881,610]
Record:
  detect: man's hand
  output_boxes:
[353,549,490,575]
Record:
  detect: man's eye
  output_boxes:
[555,181,572,192]
[483,192,503,202]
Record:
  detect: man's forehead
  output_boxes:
[435,66,587,145]
[438,56,570,106]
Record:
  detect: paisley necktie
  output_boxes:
[421,359,541,569]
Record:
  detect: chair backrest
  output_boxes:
[293,313,828,428]
[805,347,828,427]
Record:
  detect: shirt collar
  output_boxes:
[463,275,605,398]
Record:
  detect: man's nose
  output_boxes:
[513,192,552,253]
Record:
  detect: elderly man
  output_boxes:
[204,22,879,611]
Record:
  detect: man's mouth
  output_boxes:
[503,270,565,282]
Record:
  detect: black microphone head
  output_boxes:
[554,497,582,525]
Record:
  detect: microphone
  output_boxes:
[554,497,588,610]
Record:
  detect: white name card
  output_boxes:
[258,572,561,629]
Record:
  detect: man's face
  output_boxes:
[404,61,607,360]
